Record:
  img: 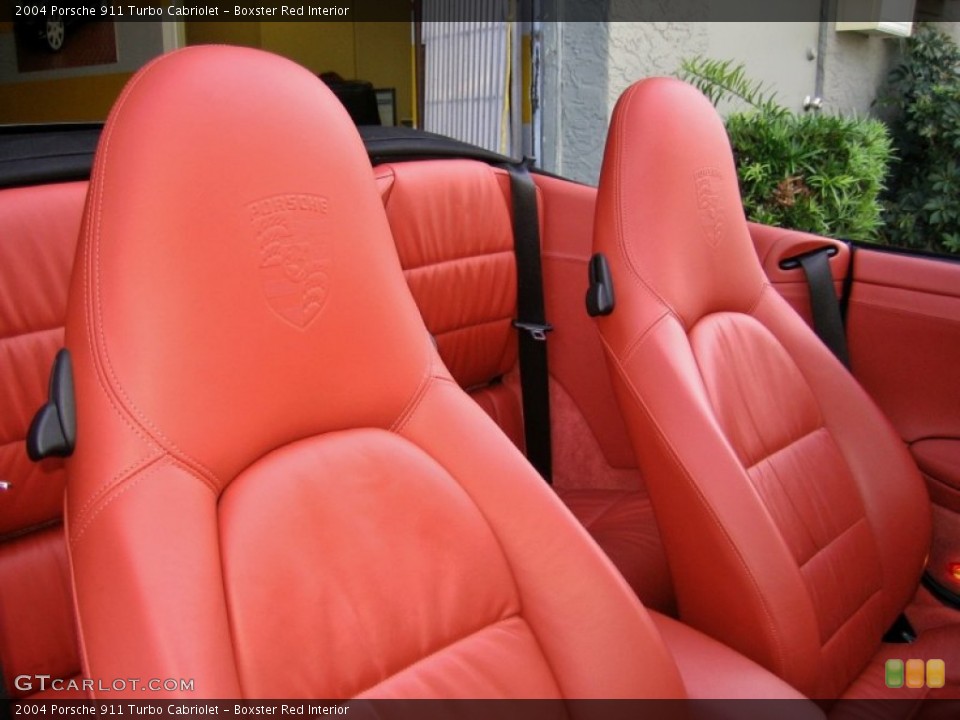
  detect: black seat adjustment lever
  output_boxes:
[586,253,615,317]
[27,349,77,461]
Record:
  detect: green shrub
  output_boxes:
[679,57,893,242]
[879,23,960,254]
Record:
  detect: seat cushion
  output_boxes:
[650,611,817,703]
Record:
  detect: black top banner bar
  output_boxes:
[1,0,938,23]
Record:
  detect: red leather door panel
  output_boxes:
[847,248,960,599]
[750,222,850,326]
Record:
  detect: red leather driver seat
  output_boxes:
[61,47,687,698]
[592,77,960,699]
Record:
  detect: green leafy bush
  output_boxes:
[879,23,960,254]
[680,57,892,242]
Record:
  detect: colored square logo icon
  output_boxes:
[906,659,925,688]
[927,659,946,689]
[885,659,904,688]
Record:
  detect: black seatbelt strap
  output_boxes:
[506,162,553,483]
[796,248,850,368]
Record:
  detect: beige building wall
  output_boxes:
[542,21,958,185]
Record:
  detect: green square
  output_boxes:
[885,659,904,688]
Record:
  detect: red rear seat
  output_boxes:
[0,182,85,698]
[375,159,674,613]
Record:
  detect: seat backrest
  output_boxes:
[64,46,685,699]
[376,160,524,448]
[592,78,931,697]
[0,182,84,697]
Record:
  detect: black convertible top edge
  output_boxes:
[0,123,572,190]
[0,124,104,189]
[358,125,520,166]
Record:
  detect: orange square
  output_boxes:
[906,658,925,688]
[926,659,945,689]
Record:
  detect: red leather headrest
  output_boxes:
[65,46,433,487]
[595,78,768,328]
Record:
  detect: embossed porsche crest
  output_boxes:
[694,167,724,248]
[248,194,331,329]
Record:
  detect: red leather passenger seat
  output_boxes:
[0,182,84,698]
[593,77,960,699]
[375,159,673,613]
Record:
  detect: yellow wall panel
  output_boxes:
[0,73,131,123]
[0,21,414,127]
[355,22,413,125]
[258,22,356,78]
[185,21,261,48]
